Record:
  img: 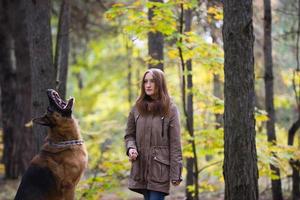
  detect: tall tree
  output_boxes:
[185,8,199,200]
[263,0,283,199]
[0,91,2,128]
[288,0,300,199]
[11,0,35,174]
[54,0,70,99]
[177,4,199,199]
[0,0,19,178]
[30,0,55,153]
[223,0,259,199]
[148,0,164,70]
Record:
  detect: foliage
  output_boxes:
[57,0,300,198]
[0,0,299,199]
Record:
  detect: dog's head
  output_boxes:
[33,89,74,127]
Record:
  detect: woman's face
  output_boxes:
[144,72,156,97]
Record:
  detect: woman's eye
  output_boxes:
[144,79,154,83]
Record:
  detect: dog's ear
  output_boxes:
[65,97,74,111]
[33,114,51,126]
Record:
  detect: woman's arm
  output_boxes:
[169,105,183,183]
[124,108,137,156]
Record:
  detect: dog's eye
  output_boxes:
[54,113,61,118]
[47,107,54,113]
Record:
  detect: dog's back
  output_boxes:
[14,165,58,200]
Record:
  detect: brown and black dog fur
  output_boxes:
[14,89,88,200]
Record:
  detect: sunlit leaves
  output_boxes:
[207,6,223,21]
[146,1,177,35]
[65,0,300,198]
[105,1,178,37]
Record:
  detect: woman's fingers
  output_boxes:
[171,180,181,186]
[129,149,138,161]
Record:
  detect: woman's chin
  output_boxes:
[146,93,154,97]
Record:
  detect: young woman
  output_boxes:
[124,68,182,200]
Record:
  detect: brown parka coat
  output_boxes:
[124,103,183,195]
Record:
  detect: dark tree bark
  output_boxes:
[54,0,70,99]
[288,118,300,200]
[263,0,283,199]
[10,0,35,174]
[288,1,300,199]
[223,0,259,199]
[148,0,164,71]
[30,0,55,153]
[0,90,2,128]
[185,157,194,200]
[177,6,199,200]
[185,9,199,200]
[0,0,19,179]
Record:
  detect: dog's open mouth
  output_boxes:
[47,89,74,117]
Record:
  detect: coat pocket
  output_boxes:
[150,146,170,183]
[130,159,141,181]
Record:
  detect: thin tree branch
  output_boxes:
[178,3,187,118]
[198,160,222,174]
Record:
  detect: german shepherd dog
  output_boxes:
[14,89,88,200]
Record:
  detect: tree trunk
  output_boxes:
[29,0,55,153]
[11,0,35,174]
[288,118,300,200]
[185,157,194,200]
[184,8,199,200]
[0,0,19,179]
[54,0,70,99]
[0,90,2,128]
[288,0,300,199]
[148,0,164,71]
[223,0,259,199]
[263,0,283,199]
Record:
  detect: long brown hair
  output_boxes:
[136,68,171,116]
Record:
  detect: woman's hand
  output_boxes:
[171,180,181,186]
[128,148,138,161]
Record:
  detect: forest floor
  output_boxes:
[0,176,221,200]
[0,175,276,200]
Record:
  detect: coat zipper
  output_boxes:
[161,116,165,138]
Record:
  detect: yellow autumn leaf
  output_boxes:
[255,114,269,122]
[167,49,179,59]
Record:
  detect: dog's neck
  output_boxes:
[47,118,82,143]
[48,139,84,148]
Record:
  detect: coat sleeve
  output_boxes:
[124,107,137,155]
[169,105,183,181]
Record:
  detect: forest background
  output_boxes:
[0,0,299,199]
